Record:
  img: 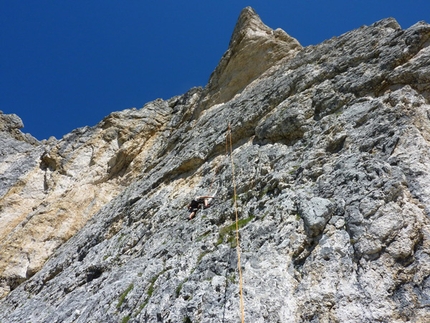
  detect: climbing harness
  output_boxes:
[227,123,245,323]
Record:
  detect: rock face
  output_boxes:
[1,7,430,323]
[0,102,173,298]
[200,7,302,111]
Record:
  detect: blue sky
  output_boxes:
[1,1,429,140]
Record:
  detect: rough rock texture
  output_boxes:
[199,7,302,111]
[0,111,38,144]
[1,7,430,323]
[0,102,172,298]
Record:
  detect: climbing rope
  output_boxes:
[227,124,245,323]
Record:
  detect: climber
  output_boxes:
[187,195,215,220]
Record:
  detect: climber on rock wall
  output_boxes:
[187,195,215,220]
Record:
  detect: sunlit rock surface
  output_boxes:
[200,7,302,110]
[1,7,430,323]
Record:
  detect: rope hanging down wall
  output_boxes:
[227,124,245,323]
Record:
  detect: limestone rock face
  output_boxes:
[1,8,430,323]
[0,111,38,144]
[200,7,302,110]
[0,100,177,298]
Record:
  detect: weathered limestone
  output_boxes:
[1,8,430,323]
[0,102,175,298]
[0,111,37,144]
[200,7,302,111]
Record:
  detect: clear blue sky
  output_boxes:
[1,1,429,140]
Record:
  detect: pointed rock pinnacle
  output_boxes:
[200,7,302,110]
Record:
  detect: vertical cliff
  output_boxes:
[1,7,430,323]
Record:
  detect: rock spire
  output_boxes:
[200,7,302,109]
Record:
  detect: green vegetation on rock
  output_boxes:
[117,283,134,308]
[217,216,254,247]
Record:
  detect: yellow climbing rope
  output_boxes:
[227,124,245,323]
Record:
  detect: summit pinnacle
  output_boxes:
[200,7,302,110]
